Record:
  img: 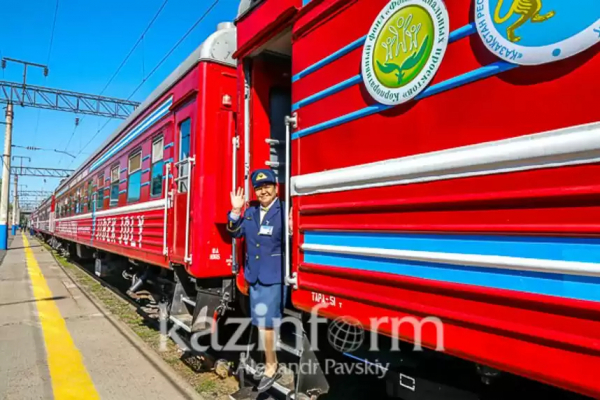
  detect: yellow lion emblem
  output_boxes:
[256,173,267,181]
[494,0,556,43]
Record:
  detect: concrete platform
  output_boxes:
[0,233,203,400]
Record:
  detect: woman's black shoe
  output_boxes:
[257,371,282,393]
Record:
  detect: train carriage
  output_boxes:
[46,22,239,314]
[32,195,54,237]
[233,0,600,398]
[31,1,600,398]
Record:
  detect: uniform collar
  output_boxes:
[260,198,278,212]
[255,198,280,227]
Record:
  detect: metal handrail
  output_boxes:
[174,174,189,182]
[284,114,298,289]
[184,157,195,263]
[231,136,239,273]
[163,163,170,256]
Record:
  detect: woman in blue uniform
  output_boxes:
[227,168,288,392]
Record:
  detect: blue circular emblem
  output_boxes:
[475,0,600,65]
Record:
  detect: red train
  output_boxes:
[33,1,600,398]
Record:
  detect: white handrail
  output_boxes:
[184,157,195,263]
[163,163,170,256]
[231,136,239,273]
[284,114,298,288]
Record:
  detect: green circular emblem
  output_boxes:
[362,0,450,105]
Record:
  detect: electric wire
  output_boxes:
[65,0,171,166]
[46,0,60,65]
[32,0,60,144]
[126,0,222,100]
[98,0,169,96]
[71,0,222,166]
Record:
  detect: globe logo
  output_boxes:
[327,316,364,353]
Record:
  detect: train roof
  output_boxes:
[37,195,52,210]
[55,22,236,196]
[236,0,264,20]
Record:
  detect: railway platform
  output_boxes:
[0,232,203,400]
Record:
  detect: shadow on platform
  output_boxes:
[0,296,67,308]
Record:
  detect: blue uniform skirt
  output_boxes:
[249,281,283,329]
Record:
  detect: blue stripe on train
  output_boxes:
[303,232,600,302]
[304,232,600,263]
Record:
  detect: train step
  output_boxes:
[235,324,329,399]
[229,386,277,400]
[237,362,296,399]
[181,296,196,307]
[276,339,302,357]
[169,314,192,333]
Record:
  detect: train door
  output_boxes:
[170,101,196,265]
[243,49,293,294]
[247,54,292,199]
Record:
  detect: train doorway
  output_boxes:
[242,28,293,208]
[171,101,196,265]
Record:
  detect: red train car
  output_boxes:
[41,22,239,326]
[234,0,600,398]
[32,2,600,398]
[32,195,54,236]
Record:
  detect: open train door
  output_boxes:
[169,100,196,266]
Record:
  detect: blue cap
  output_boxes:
[251,169,277,188]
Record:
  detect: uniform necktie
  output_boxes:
[260,207,268,223]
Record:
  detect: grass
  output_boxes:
[39,239,239,400]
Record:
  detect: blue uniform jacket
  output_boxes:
[226,199,284,285]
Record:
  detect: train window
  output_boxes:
[110,165,120,207]
[96,174,104,210]
[75,189,81,214]
[87,180,93,212]
[151,136,164,197]
[178,119,191,193]
[128,151,142,203]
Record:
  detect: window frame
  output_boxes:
[87,180,93,212]
[178,118,191,193]
[151,135,164,198]
[96,173,104,210]
[127,149,142,203]
[110,164,120,207]
[75,189,81,215]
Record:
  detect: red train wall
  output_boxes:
[287,0,600,397]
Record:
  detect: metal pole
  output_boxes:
[12,174,18,235]
[0,103,13,249]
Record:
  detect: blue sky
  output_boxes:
[0,0,238,207]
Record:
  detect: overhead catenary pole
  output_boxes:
[12,174,18,234]
[11,156,29,235]
[0,103,13,249]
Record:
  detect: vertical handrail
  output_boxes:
[231,136,239,273]
[284,114,298,288]
[163,163,170,256]
[91,191,97,244]
[184,157,195,263]
[243,61,251,202]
